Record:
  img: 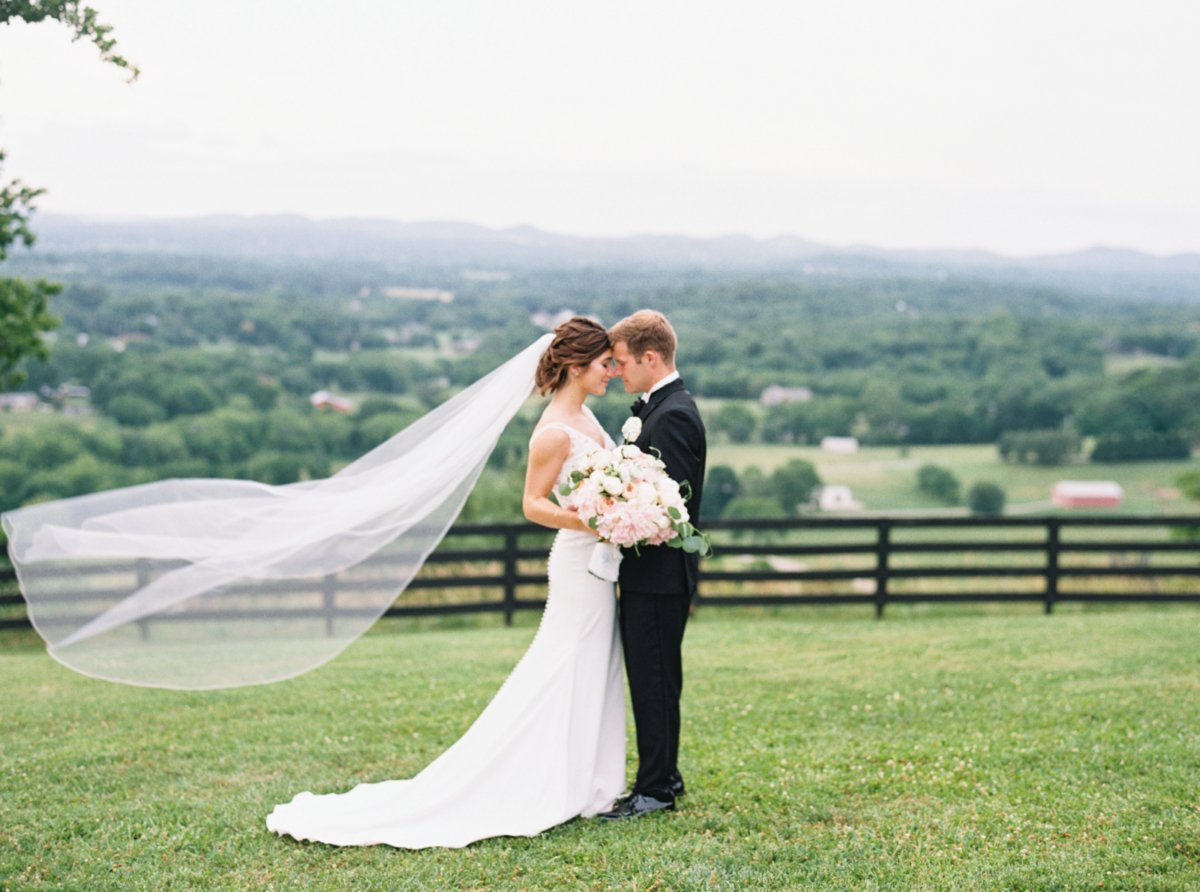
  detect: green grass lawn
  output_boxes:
[709,443,1200,515]
[3,607,1199,891]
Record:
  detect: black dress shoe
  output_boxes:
[598,793,675,821]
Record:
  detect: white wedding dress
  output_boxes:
[266,419,625,848]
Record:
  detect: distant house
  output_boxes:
[820,436,859,454]
[0,392,40,412]
[106,333,151,353]
[531,310,601,331]
[1052,481,1124,509]
[52,385,91,399]
[382,287,454,303]
[310,390,354,413]
[818,485,863,511]
[760,385,813,407]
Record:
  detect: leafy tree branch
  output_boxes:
[0,1,139,79]
[0,1,135,387]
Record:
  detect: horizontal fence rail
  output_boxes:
[2,515,1199,634]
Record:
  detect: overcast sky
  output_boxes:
[1,0,1198,256]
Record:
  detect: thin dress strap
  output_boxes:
[529,421,579,447]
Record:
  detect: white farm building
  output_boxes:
[818,485,863,511]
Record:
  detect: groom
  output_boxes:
[600,310,707,820]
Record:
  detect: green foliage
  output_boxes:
[997,428,1081,466]
[1179,470,1200,502]
[159,376,220,417]
[761,397,858,445]
[1091,431,1192,463]
[353,410,421,454]
[354,395,407,422]
[0,1,139,76]
[0,3,136,388]
[0,152,42,257]
[3,248,1200,519]
[240,450,329,485]
[3,417,88,470]
[768,458,821,514]
[722,495,784,519]
[915,463,960,504]
[967,481,1006,515]
[106,392,167,427]
[118,424,187,467]
[459,466,526,522]
[176,409,259,469]
[701,464,740,518]
[0,269,59,388]
[1077,359,1200,442]
[225,370,281,411]
[710,402,757,444]
[486,412,534,471]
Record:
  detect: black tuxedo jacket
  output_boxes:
[618,378,707,596]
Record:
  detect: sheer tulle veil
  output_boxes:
[2,333,554,689]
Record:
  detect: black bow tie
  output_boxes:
[630,399,646,418]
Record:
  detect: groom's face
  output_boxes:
[611,341,652,394]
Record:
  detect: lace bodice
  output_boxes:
[530,416,615,510]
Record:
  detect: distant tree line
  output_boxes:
[1,254,1197,522]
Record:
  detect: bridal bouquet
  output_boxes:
[559,444,710,581]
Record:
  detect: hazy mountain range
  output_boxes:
[26,213,1200,301]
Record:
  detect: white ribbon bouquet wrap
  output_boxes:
[560,444,710,582]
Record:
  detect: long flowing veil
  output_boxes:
[2,333,554,690]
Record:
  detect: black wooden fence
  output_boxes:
[2,514,1198,633]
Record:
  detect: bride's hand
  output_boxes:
[561,504,602,538]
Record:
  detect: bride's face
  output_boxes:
[575,350,614,396]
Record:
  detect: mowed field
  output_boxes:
[2,607,1199,891]
[707,443,1200,516]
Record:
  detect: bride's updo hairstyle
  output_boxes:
[534,317,611,395]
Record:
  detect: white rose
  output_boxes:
[635,482,658,504]
[588,449,612,471]
[655,514,672,529]
[601,475,624,496]
[655,477,681,499]
[621,417,643,442]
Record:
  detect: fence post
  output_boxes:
[874,520,891,619]
[503,529,518,626]
[1044,519,1060,615]
[135,559,150,641]
[322,572,338,637]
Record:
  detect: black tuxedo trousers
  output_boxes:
[619,588,692,798]
[617,378,707,798]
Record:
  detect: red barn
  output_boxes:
[1052,481,1124,509]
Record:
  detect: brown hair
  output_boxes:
[608,309,676,366]
[534,317,611,395]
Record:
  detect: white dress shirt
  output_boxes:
[637,370,680,406]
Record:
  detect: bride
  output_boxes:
[266,317,628,848]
